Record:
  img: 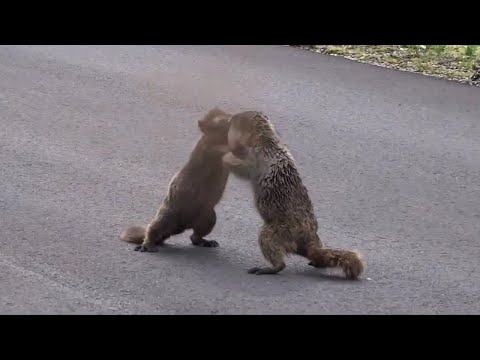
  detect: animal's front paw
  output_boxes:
[222,152,236,164]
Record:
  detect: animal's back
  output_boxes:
[165,138,229,213]
[255,146,318,230]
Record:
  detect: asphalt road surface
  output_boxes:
[1,45,479,314]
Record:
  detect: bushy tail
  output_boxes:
[307,245,364,280]
[120,225,146,244]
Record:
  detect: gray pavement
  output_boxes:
[0,45,479,314]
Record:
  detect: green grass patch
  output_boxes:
[302,45,480,84]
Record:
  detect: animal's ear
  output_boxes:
[198,117,216,133]
[198,119,207,133]
[199,112,231,133]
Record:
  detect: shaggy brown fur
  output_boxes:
[222,111,364,280]
[120,108,231,252]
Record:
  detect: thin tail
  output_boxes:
[120,225,146,244]
[307,245,365,280]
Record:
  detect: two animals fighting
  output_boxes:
[120,108,364,280]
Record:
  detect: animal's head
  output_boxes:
[198,107,231,145]
[228,111,278,158]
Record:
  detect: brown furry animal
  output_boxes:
[120,108,231,252]
[222,111,364,280]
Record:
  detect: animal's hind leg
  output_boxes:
[190,208,219,248]
[135,210,181,252]
[248,224,287,275]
